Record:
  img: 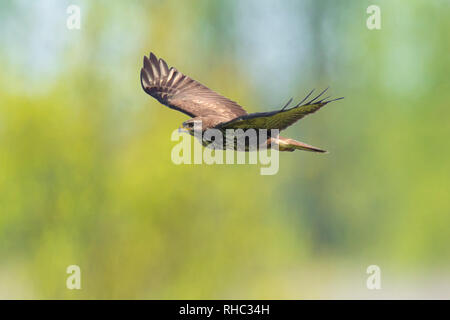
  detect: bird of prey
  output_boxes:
[140,52,343,152]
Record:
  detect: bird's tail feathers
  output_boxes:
[275,136,327,153]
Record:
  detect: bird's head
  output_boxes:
[179,119,202,135]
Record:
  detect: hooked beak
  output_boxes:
[178,126,189,134]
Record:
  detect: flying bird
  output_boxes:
[140,52,343,152]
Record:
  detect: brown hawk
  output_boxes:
[140,52,343,152]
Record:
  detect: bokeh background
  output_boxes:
[0,0,449,299]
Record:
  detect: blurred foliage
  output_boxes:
[0,0,449,299]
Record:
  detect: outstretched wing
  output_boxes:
[140,52,247,120]
[217,88,343,131]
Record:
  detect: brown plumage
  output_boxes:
[140,52,343,152]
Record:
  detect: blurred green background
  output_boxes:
[0,0,449,299]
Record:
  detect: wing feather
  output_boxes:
[217,89,343,131]
[141,52,247,119]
